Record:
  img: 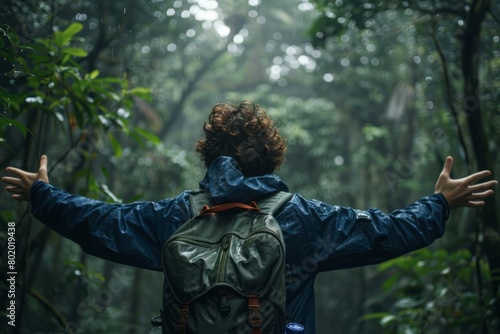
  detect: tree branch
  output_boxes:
[31,289,74,334]
[158,46,229,139]
[487,8,500,25]
[430,23,471,169]
[413,4,466,18]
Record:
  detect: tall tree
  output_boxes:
[307,0,500,330]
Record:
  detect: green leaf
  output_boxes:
[394,298,423,309]
[133,127,161,145]
[62,47,88,57]
[16,56,28,71]
[127,87,152,102]
[380,314,397,326]
[382,273,400,291]
[100,183,123,203]
[0,49,16,63]
[0,117,30,137]
[63,23,84,38]
[57,23,84,46]
[107,132,123,157]
[6,27,20,47]
[378,255,410,271]
[88,69,100,80]
[361,312,393,321]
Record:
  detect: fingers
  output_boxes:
[38,155,49,183]
[440,156,453,178]
[4,166,25,178]
[39,155,48,172]
[2,176,24,187]
[468,180,498,192]
[465,200,486,207]
[463,170,493,184]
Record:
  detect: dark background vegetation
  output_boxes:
[1,0,499,333]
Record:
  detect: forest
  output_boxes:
[0,0,499,333]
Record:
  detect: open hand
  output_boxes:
[435,156,497,209]
[2,155,49,202]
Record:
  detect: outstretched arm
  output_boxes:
[434,156,497,209]
[3,155,50,201]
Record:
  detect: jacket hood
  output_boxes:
[199,156,289,204]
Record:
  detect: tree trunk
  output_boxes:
[461,0,500,318]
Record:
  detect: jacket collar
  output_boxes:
[199,156,289,204]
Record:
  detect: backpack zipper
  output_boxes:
[217,234,232,282]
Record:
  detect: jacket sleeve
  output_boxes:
[281,193,449,272]
[30,181,191,271]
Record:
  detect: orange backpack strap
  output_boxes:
[200,201,260,215]
[176,303,189,333]
[247,295,262,334]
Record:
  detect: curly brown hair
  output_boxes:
[195,100,286,176]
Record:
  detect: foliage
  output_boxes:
[0,22,159,199]
[362,248,495,333]
[2,22,155,139]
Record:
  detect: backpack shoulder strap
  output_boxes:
[189,190,211,217]
[256,191,293,215]
[188,190,293,217]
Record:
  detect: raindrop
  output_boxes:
[286,46,298,56]
[323,73,334,82]
[334,155,344,166]
[269,72,280,81]
[233,34,244,44]
[117,108,130,118]
[277,78,287,87]
[298,55,310,66]
[25,96,43,104]
[298,2,314,11]
[270,65,281,74]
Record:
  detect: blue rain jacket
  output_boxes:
[30,156,449,333]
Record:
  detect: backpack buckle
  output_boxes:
[176,303,189,331]
[219,294,231,316]
[247,295,262,328]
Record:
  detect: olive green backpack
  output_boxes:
[161,191,292,334]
